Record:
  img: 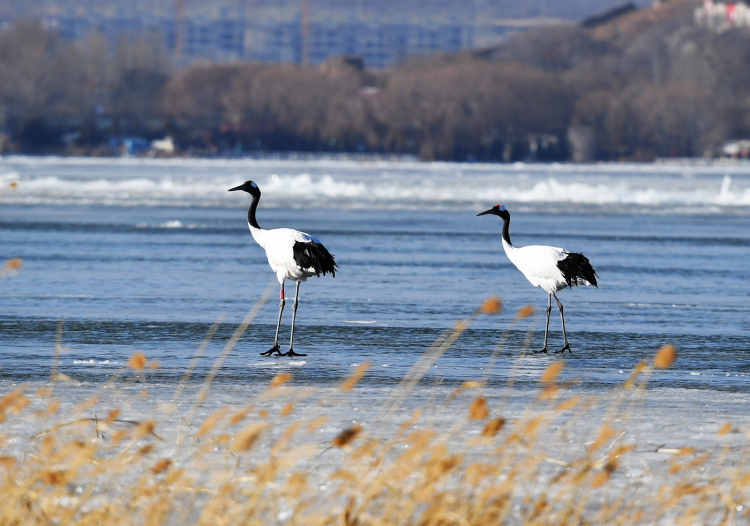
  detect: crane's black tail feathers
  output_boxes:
[293,241,338,278]
[557,252,598,288]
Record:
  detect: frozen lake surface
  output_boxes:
[1,157,748,387]
[1,157,749,477]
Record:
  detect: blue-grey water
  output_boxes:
[1,157,749,394]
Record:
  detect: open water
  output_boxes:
[0,156,749,395]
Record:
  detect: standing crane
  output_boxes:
[229,180,337,357]
[477,204,598,353]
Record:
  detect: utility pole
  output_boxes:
[174,0,185,63]
[301,0,309,66]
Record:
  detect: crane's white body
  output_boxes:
[502,238,571,294]
[248,225,321,284]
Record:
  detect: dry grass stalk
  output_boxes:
[482,418,505,437]
[270,373,291,387]
[540,361,563,384]
[376,297,502,434]
[0,257,23,278]
[151,458,172,474]
[127,353,147,370]
[515,305,534,319]
[197,407,230,437]
[306,415,328,433]
[0,388,29,422]
[172,313,225,402]
[105,409,120,424]
[468,397,489,420]
[333,425,363,447]
[479,296,502,315]
[229,407,252,425]
[555,397,580,412]
[341,362,371,391]
[654,344,676,369]
[186,280,276,424]
[232,423,268,452]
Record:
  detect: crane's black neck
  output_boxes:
[247,192,261,229]
[499,211,512,245]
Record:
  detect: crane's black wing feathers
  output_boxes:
[293,241,338,277]
[557,252,598,288]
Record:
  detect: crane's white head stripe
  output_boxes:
[495,204,507,212]
[249,181,258,189]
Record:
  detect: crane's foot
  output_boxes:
[553,343,571,354]
[260,344,284,357]
[283,348,307,357]
[534,347,548,354]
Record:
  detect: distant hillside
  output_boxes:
[1,0,749,161]
[465,0,750,160]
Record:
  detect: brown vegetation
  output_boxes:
[0,21,168,154]
[1,1,750,160]
[0,299,747,525]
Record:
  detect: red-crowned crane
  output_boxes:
[477,204,598,353]
[229,180,337,357]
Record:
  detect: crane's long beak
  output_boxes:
[228,184,244,192]
[476,208,494,217]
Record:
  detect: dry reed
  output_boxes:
[0,297,747,526]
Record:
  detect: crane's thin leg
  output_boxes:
[260,282,285,356]
[534,293,552,354]
[285,282,307,357]
[552,292,571,354]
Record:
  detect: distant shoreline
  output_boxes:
[3,152,750,167]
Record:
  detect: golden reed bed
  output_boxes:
[1,297,748,525]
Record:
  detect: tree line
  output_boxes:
[1,3,749,161]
